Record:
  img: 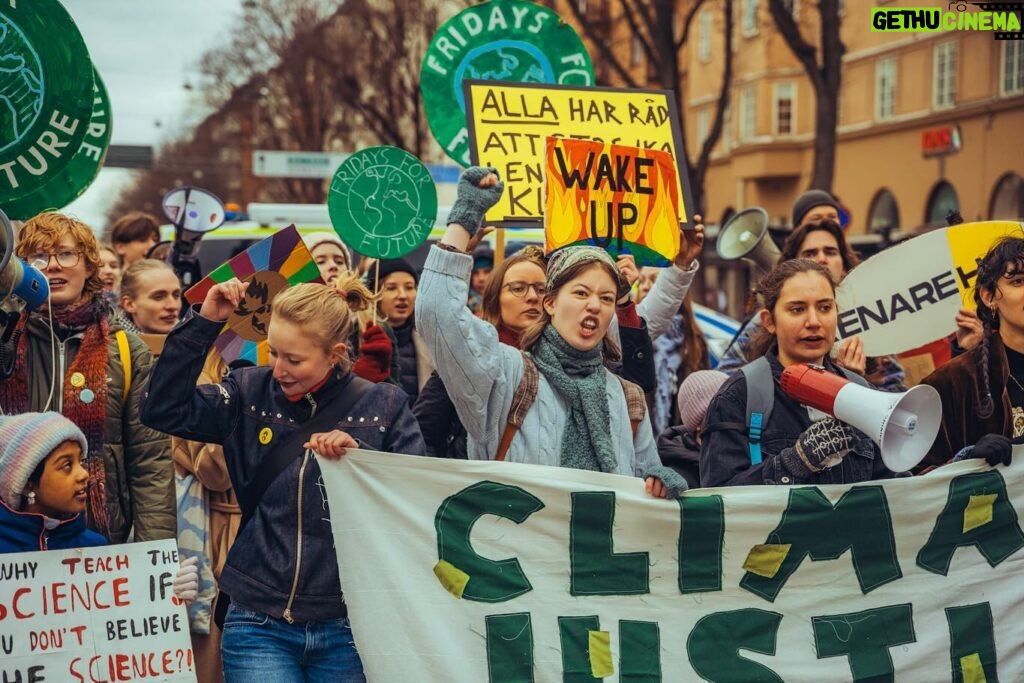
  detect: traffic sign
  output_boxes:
[252,150,350,178]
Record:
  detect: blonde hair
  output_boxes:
[271,272,377,372]
[16,212,102,297]
[119,258,177,302]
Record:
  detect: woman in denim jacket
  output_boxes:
[141,271,424,683]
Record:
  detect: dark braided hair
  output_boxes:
[747,258,835,360]
[972,236,1024,418]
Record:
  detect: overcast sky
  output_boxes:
[61,0,244,231]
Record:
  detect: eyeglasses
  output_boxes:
[503,282,546,298]
[29,250,82,269]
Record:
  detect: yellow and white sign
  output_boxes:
[319,449,1024,682]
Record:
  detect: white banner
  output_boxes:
[0,539,196,682]
[319,450,1024,682]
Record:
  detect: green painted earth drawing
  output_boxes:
[0,16,44,155]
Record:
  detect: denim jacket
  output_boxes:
[140,310,425,622]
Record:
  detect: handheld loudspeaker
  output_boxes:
[715,207,781,271]
[0,208,48,313]
[780,363,942,472]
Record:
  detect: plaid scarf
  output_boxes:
[0,297,111,537]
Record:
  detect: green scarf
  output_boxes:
[528,326,617,473]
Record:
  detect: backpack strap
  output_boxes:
[615,376,646,439]
[739,357,775,466]
[114,329,131,405]
[495,351,539,461]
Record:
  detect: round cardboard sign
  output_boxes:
[420,0,594,167]
[327,146,437,260]
[0,1,94,204]
[162,186,226,233]
[3,68,111,220]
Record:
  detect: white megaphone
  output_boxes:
[0,208,48,314]
[715,207,782,271]
[780,363,942,472]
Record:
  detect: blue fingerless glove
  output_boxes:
[446,166,505,237]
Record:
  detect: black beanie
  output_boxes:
[369,258,418,293]
[792,189,841,228]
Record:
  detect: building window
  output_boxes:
[933,41,957,109]
[781,0,798,17]
[926,180,960,226]
[699,10,712,63]
[631,35,644,68]
[1003,41,1024,96]
[868,189,900,233]
[723,104,733,152]
[875,57,896,120]
[990,173,1024,220]
[696,107,709,149]
[739,85,756,141]
[773,81,795,135]
[742,0,758,36]
[577,0,587,12]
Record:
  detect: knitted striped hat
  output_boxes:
[0,412,88,509]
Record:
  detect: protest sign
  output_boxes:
[464,81,693,229]
[3,68,112,220]
[318,449,1024,682]
[185,225,322,365]
[0,0,95,204]
[327,146,437,260]
[545,137,680,266]
[836,220,1024,356]
[0,539,196,682]
[421,0,594,167]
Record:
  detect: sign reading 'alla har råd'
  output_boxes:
[0,0,95,202]
[0,540,196,682]
[420,0,594,168]
[545,137,680,266]
[318,450,1024,682]
[465,81,693,229]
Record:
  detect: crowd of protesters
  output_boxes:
[0,166,1015,682]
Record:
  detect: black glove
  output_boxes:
[780,417,856,477]
[446,166,504,237]
[968,433,1012,467]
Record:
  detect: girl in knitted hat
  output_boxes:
[0,412,106,552]
[417,167,688,498]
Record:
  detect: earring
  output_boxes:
[25,490,35,505]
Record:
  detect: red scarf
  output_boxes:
[498,324,521,348]
[0,298,111,538]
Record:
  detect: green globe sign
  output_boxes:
[327,146,437,260]
[4,68,111,220]
[421,0,594,167]
[0,0,94,206]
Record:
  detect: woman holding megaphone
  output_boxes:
[700,259,899,487]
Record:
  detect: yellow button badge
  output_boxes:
[259,427,273,445]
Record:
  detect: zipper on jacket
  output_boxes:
[56,339,67,412]
[282,393,317,623]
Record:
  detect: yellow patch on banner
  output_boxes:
[742,544,792,578]
[588,630,614,678]
[959,652,987,683]
[433,560,470,598]
[963,494,998,533]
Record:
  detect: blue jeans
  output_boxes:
[221,603,366,683]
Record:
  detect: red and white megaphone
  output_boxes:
[780,364,943,472]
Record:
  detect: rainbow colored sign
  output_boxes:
[545,137,680,266]
[185,226,322,365]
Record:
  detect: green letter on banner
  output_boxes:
[620,620,661,682]
[687,609,784,683]
[570,491,649,595]
[917,470,1024,575]
[559,615,608,682]
[434,481,543,602]
[486,613,534,683]
[678,495,724,593]
[740,486,901,601]
[946,603,1000,683]
[812,604,916,682]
